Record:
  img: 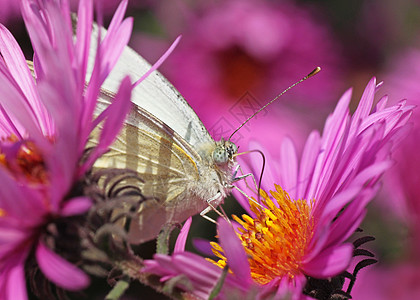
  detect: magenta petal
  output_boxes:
[0,168,45,219]
[143,254,176,277]
[297,130,320,200]
[247,140,280,190]
[351,77,376,127]
[326,204,366,248]
[99,18,133,83]
[354,161,394,187]
[7,262,28,300]
[174,217,192,253]
[60,197,92,217]
[104,0,128,38]
[321,186,360,220]
[307,89,351,200]
[96,76,132,149]
[36,242,90,291]
[218,218,252,282]
[279,137,298,197]
[81,76,132,173]
[375,95,388,111]
[0,71,44,142]
[151,254,180,278]
[273,274,306,300]
[133,36,182,88]
[0,24,48,133]
[303,244,353,278]
[172,252,221,286]
[75,0,93,85]
[192,238,215,257]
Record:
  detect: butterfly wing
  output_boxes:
[86,22,233,243]
[87,23,214,149]
[92,95,203,205]
[91,95,217,243]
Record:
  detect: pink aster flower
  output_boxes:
[0,0,136,298]
[0,0,125,24]
[352,263,420,299]
[0,1,20,24]
[351,49,420,300]
[142,78,413,299]
[378,49,420,233]
[134,0,344,157]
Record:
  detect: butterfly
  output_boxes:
[89,27,241,244]
[88,22,320,244]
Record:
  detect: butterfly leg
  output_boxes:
[229,165,265,208]
[231,184,265,208]
[200,206,217,224]
[200,192,230,224]
[231,164,259,193]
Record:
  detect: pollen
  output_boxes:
[0,136,48,184]
[210,185,315,285]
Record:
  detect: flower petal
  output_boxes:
[192,238,215,257]
[0,23,49,134]
[6,262,28,300]
[60,197,92,217]
[36,242,90,291]
[349,77,376,136]
[172,252,221,288]
[80,76,132,173]
[279,137,298,197]
[175,217,192,253]
[218,218,252,282]
[297,130,320,200]
[303,244,353,278]
[307,88,351,200]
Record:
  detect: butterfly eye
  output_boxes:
[213,146,228,165]
[225,141,238,159]
[213,141,238,165]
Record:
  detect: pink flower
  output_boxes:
[134,0,344,158]
[0,1,20,24]
[142,78,413,299]
[352,261,420,300]
[379,49,420,228]
[0,0,125,24]
[351,49,420,300]
[0,0,135,298]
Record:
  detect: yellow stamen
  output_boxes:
[210,185,315,285]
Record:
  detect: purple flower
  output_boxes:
[0,0,125,24]
[351,49,420,300]
[148,0,343,103]
[133,0,344,158]
[379,49,420,232]
[0,0,135,298]
[353,263,420,299]
[143,78,413,299]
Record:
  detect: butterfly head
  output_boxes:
[213,139,238,166]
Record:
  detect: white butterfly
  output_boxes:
[89,27,240,244]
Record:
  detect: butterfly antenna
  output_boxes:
[228,67,321,141]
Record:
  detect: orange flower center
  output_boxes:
[210,185,314,285]
[218,46,265,98]
[0,136,48,184]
